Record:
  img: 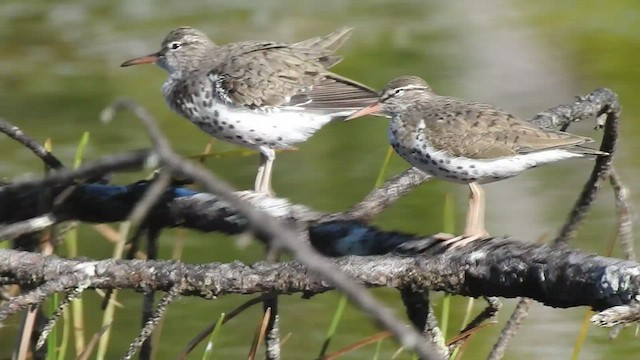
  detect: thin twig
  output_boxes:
[555,101,620,244]
[609,168,636,261]
[127,171,172,227]
[263,292,280,360]
[248,307,272,360]
[447,296,502,352]
[0,214,57,241]
[321,331,393,360]
[0,275,79,323]
[140,227,162,360]
[35,287,85,349]
[448,297,501,352]
[422,292,448,359]
[460,297,501,335]
[346,167,431,220]
[0,118,65,170]
[76,324,111,360]
[489,299,533,360]
[399,288,449,358]
[122,286,180,360]
[591,303,640,328]
[0,149,153,196]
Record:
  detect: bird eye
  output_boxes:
[394,88,404,96]
[169,42,181,50]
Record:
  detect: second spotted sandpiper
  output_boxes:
[347,76,606,245]
[121,26,378,195]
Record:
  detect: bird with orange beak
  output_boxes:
[122,26,378,195]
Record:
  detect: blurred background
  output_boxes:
[0,0,639,358]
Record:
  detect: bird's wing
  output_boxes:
[423,99,594,159]
[209,38,377,111]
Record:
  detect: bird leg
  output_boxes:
[465,182,487,236]
[255,154,267,193]
[441,182,488,249]
[255,148,276,196]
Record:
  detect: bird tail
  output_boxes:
[295,27,353,52]
[568,144,609,158]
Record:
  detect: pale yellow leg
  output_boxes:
[255,154,266,193]
[255,148,276,196]
[465,182,487,236]
[442,182,488,249]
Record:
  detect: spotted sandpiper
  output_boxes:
[121,26,377,195]
[347,76,606,245]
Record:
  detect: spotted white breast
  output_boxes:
[388,119,583,184]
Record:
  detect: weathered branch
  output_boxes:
[554,96,619,243]
[1,237,638,317]
[0,118,65,170]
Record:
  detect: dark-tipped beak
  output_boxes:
[344,102,382,121]
[120,53,160,67]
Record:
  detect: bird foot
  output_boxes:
[441,234,482,250]
[435,230,490,250]
[432,232,457,241]
[254,186,276,197]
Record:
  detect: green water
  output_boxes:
[1,1,639,359]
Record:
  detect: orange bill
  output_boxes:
[344,103,381,121]
[120,53,160,67]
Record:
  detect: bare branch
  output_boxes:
[487,298,532,360]
[528,88,619,130]
[555,97,620,244]
[400,288,448,358]
[0,118,65,170]
[0,214,58,240]
[0,149,153,197]
[1,237,639,312]
[346,168,431,221]
[591,303,640,328]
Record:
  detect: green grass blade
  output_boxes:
[318,295,348,358]
[571,310,594,360]
[96,221,130,360]
[440,295,451,342]
[73,132,90,168]
[202,313,225,360]
[42,139,58,360]
[374,146,394,188]
[460,298,475,332]
[58,308,70,360]
[69,132,89,355]
[372,339,382,360]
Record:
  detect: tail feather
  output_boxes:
[294,27,353,51]
[568,144,609,157]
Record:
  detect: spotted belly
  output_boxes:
[390,139,583,185]
[391,141,494,184]
[169,97,333,151]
